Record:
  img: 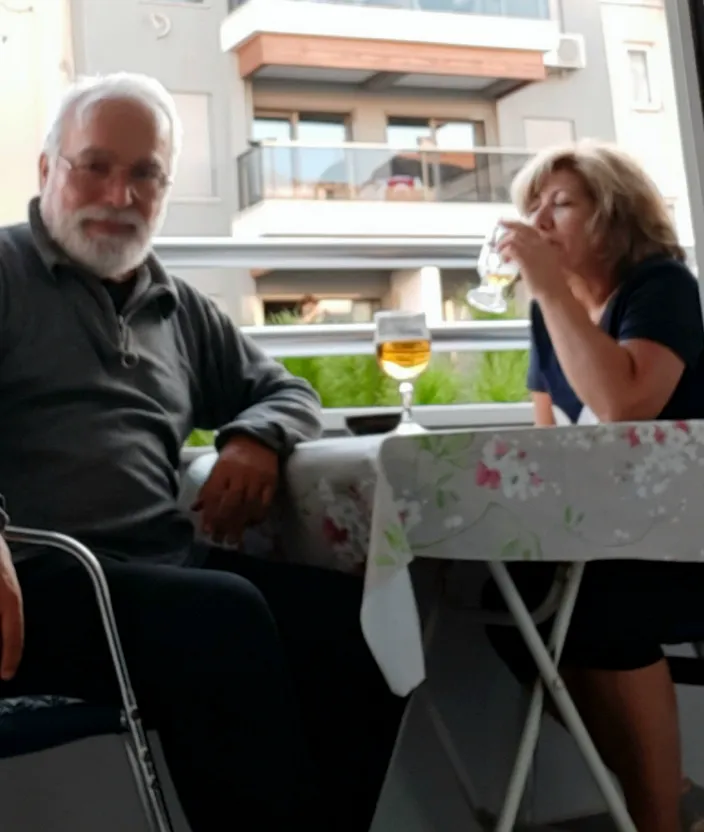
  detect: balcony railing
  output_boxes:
[237,143,531,211]
[227,0,550,19]
[152,238,534,437]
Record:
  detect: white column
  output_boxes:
[389,266,443,324]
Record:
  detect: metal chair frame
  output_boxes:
[3,525,174,832]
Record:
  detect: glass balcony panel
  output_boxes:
[237,145,531,209]
[228,0,550,18]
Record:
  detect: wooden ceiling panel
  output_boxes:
[237,34,546,82]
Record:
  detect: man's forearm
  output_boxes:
[537,286,637,421]
[215,383,323,456]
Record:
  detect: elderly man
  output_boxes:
[0,73,403,831]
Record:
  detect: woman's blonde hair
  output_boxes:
[511,140,685,268]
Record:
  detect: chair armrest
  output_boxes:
[3,526,140,726]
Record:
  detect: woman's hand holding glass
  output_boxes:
[466,223,520,314]
[496,219,569,302]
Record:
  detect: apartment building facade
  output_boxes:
[0,0,690,323]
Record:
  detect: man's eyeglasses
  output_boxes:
[57,154,172,201]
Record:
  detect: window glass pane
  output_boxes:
[296,115,348,190]
[252,117,294,196]
[434,121,477,148]
[252,116,293,142]
[386,117,432,148]
[502,0,549,18]
[628,49,653,105]
[296,114,348,143]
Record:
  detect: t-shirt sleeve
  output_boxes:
[527,301,547,392]
[616,261,704,368]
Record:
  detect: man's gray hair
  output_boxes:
[43,72,183,173]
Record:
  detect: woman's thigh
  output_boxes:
[484,560,704,677]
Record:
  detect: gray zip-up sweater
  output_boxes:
[0,200,322,563]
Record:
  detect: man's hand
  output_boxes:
[0,536,23,681]
[192,435,279,546]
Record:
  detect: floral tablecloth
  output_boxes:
[181,421,704,697]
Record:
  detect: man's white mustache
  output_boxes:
[73,207,147,234]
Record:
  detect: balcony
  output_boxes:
[228,0,551,18]
[222,0,560,88]
[232,143,529,241]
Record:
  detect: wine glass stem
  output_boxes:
[399,381,415,423]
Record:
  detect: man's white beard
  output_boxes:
[42,204,160,280]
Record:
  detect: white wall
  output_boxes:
[600,0,694,249]
[0,0,73,225]
[231,199,518,241]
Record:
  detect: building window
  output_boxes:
[170,93,214,199]
[628,47,658,109]
[523,117,575,149]
[385,117,485,149]
[252,111,350,143]
[252,112,351,197]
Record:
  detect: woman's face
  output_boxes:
[527,168,599,274]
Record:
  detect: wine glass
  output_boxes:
[467,223,520,315]
[374,311,431,435]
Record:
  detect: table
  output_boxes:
[183,421,704,832]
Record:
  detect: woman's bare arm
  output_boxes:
[532,391,556,426]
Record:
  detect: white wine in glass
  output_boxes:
[374,311,431,434]
[467,223,520,315]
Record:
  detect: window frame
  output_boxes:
[384,116,486,148]
[252,110,352,143]
[626,43,662,112]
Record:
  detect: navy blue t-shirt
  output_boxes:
[527,256,704,423]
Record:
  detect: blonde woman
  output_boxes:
[483,141,704,832]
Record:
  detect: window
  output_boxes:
[252,112,350,143]
[252,112,350,194]
[628,47,658,109]
[385,117,485,149]
[170,93,214,199]
[523,117,575,149]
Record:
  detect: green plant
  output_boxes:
[455,292,530,403]
[467,349,530,403]
[185,428,215,447]
[183,301,529,447]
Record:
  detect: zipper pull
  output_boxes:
[117,315,139,369]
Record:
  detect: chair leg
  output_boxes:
[4,526,174,832]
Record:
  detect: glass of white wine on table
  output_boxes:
[374,310,431,435]
[466,222,520,314]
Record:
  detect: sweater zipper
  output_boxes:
[117,314,139,368]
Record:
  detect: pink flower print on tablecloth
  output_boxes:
[615,421,701,499]
[322,516,349,546]
[316,478,371,572]
[475,437,546,501]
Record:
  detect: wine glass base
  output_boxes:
[466,288,508,315]
[393,420,428,435]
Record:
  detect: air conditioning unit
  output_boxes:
[543,33,587,71]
